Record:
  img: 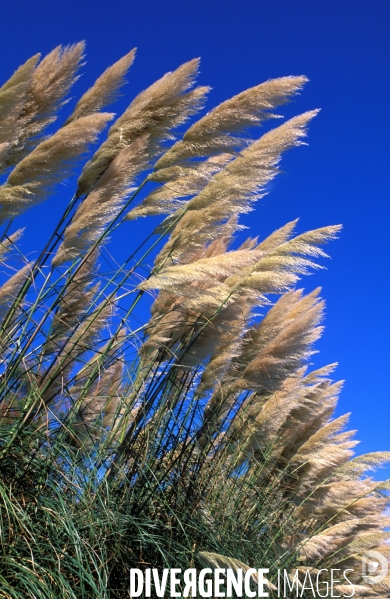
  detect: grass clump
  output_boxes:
[0,44,388,598]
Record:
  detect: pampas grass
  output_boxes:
[0,45,388,599]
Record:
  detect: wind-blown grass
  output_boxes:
[0,44,389,598]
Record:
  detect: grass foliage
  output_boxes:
[0,44,389,598]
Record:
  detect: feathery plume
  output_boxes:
[143,223,340,298]
[191,295,251,393]
[18,45,85,146]
[0,55,40,170]
[337,452,390,477]
[200,289,327,446]
[234,289,324,394]
[229,224,341,295]
[0,229,24,263]
[0,55,40,138]
[279,377,343,460]
[0,113,113,222]
[126,77,308,222]
[1,44,86,170]
[140,246,261,292]
[77,59,209,195]
[65,49,136,123]
[187,111,319,213]
[154,111,319,266]
[155,75,309,168]
[141,217,241,358]
[289,414,358,492]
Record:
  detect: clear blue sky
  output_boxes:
[1,0,389,466]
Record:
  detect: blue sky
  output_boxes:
[1,0,389,466]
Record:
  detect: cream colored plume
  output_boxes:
[289,414,359,492]
[234,289,324,394]
[187,111,319,213]
[53,135,149,265]
[0,54,40,171]
[337,452,390,477]
[0,113,113,223]
[77,59,209,195]
[296,477,385,522]
[200,289,326,442]
[4,44,86,168]
[140,245,261,292]
[297,519,385,561]
[229,224,341,296]
[126,77,308,222]
[230,370,339,465]
[66,49,136,123]
[0,229,24,263]
[237,372,310,451]
[156,75,309,168]
[240,289,323,359]
[143,223,340,301]
[154,112,319,266]
[0,54,40,141]
[278,378,343,461]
